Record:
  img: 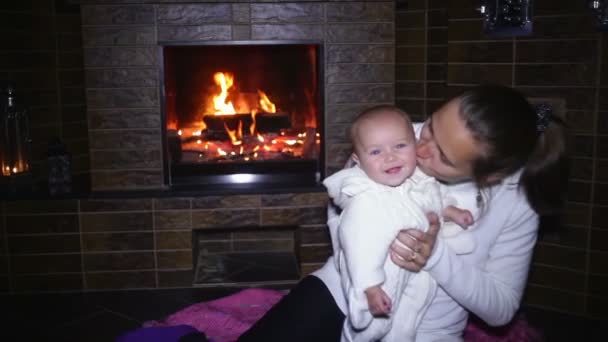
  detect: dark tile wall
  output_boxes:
[0,0,89,189]
[396,0,608,319]
[0,192,329,293]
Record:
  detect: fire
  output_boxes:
[258,90,276,113]
[213,72,237,115]
[174,70,319,162]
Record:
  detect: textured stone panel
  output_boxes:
[261,207,326,225]
[89,129,160,149]
[155,211,191,230]
[6,214,79,235]
[326,2,393,22]
[84,47,156,66]
[261,193,327,207]
[88,108,161,129]
[86,68,157,88]
[192,195,260,209]
[83,232,154,251]
[157,4,231,25]
[198,240,231,254]
[158,251,192,269]
[251,3,323,23]
[8,235,81,254]
[326,84,393,104]
[156,231,192,250]
[81,199,153,212]
[90,149,161,169]
[86,88,158,109]
[191,209,260,228]
[326,143,352,167]
[327,64,394,84]
[327,44,394,63]
[158,25,231,41]
[11,254,82,274]
[81,5,154,25]
[84,252,155,271]
[324,123,349,144]
[92,170,163,190]
[232,25,251,40]
[85,271,155,290]
[251,24,323,40]
[326,104,374,124]
[82,26,155,46]
[327,23,393,43]
[232,3,250,23]
[81,212,153,232]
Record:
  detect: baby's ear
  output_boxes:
[350,153,360,165]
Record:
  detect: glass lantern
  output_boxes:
[1,81,31,185]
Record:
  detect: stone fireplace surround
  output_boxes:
[0,0,395,292]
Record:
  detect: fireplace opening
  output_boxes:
[161,42,323,189]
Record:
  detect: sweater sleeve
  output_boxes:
[424,197,538,326]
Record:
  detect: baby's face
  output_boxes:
[352,112,416,187]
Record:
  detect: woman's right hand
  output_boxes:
[390,212,440,272]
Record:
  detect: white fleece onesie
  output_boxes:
[323,165,480,342]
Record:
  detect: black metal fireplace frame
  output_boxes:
[158,40,325,191]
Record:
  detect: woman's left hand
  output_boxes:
[390,212,440,272]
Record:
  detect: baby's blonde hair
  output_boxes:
[350,105,413,154]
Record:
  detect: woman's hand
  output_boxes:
[390,212,440,272]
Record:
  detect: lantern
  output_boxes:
[1,81,32,189]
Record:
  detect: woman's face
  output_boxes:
[416,98,485,184]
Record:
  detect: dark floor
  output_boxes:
[1,287,606,341]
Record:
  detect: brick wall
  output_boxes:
[396,0,608,319]
[0,192,330,292]
[0,0,89,190]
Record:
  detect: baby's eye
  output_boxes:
[395,143,407,149]
[369,149,381,156]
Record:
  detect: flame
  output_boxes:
[224,121,243,145]
[258,90,276,113]
[213,72,236,115]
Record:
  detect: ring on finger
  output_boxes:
[408,251,417,262]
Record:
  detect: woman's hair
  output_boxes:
[457,84,567,215]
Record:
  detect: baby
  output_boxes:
[323,105,476,342]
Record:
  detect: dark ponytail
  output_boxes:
[457,85,567,215]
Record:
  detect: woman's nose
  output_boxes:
[416,140,432,159]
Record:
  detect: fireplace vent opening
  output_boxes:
[161,42,323,190]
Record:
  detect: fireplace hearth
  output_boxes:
[161,42,323,189]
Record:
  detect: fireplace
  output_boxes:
[161,42,324,189]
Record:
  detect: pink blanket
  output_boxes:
[146,288,542,342]
[145,288,285,342]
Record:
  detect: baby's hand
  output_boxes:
[365,286,392,316]
[443,205,474,229]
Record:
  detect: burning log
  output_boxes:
[202,113,252,132]
[202,112,291,135]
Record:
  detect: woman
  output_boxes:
[237,84,566,341]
